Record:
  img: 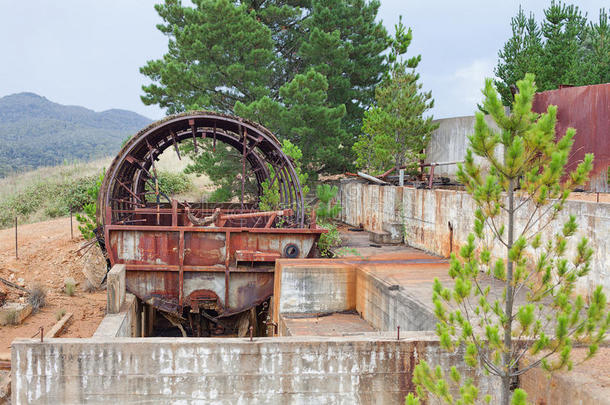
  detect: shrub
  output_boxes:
[64,278,76,296]
[76,170,104,240]
[317,223,342,257]
[28,284,47,313]
[315,184,342,257]
[145,170,193,202]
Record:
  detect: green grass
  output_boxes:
[0,156,195,229]
[0,158,110,229]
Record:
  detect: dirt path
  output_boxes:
[0,217,106,353]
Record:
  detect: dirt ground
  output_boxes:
[0,217,106,353]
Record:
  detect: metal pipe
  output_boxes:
[357,172,389,185]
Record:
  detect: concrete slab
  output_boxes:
[282,312,376,336]
[0,302,32,326]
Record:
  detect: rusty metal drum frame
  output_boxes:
[97,112,325,322]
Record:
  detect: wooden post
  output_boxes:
[70,210,74,240]
[14,217,18,259]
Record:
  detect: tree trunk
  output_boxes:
[501,178,516,405]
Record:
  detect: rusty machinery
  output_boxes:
[96,111,326,336]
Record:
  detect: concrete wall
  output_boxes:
[93,293,140,338]
[275,261,356,314]
[339,180,610,296]
[356,268,437,332]
[425,115,501,178]
[274,260,436,332]
[11,334,500,405]
[520,348,610,405]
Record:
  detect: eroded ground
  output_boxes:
[0,217,106,353]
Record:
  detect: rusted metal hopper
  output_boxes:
[96,111,325,335]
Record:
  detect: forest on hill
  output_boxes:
[0,92,152,177]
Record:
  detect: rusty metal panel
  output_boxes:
[533,83,609,192]
[111,230,180,265]
[183,231,226,266]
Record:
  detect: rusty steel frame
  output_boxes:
[97,112,325,329]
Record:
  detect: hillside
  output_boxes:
[0,92,152,177]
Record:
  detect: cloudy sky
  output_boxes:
[0,0,606,120]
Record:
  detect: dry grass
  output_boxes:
[28,283,47,313]
[0,158,111,202]
[64,278,76,296]
[55,308,67,321]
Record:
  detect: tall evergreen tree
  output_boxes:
[140,0,277,113]
[239,0,311,89]
[354,20,437,175]
[539,1,588,89]
[495,2,609,107]
[300,0,390,147]
[581,9,610,84]
[236,69,347,174]
[494,7,543,106]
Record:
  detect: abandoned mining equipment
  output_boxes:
[96,111,325,337]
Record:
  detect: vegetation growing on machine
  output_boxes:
[316,184,342,257]
[406,74,609,405]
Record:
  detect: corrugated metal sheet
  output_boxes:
[533,83,609,192]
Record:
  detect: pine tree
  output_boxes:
[239,0,310,90]
[494,6,543,106]
[235,69,347,175]
[300,0,390,150]
[354,20,437,175]
[494,2,608,107]
[406,74,609,405]
[539,1,588,89]
[581,8,610,84]
[140,0,277,113]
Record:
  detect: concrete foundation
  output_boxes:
[11,333,501,404]
[93,293,140,338]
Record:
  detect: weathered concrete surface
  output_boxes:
[282,313,376,336]
[426,115,502,178]
[11,333,501,404]
[520,347,610,405]
[339,180,610,296]
[106,263,126,314]
[0,302,31,326]
[275,260,357,315]
[93,293,139,338]
[274,250,449,333]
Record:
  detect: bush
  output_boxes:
[64,278,76,296]
[0,172,100,229]
[145,170,193,202]
[317,222,342,257]
[76,169,104,240]
[28,284,47,313]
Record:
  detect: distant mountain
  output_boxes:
[0,92,153,177]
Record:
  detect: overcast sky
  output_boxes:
[0,0,606,120]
